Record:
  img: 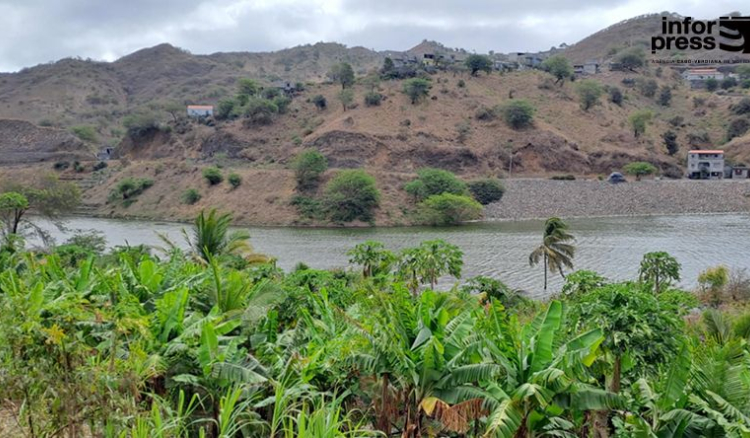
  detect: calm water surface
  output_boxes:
[39,214,750,298]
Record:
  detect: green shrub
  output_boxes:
[658,86,672,106]
[402,78,432,104]
[499,99,535,129]
[291,149,328,190]
[273,96,292,114]
[404,168,468,201]
[732,98,750,115]
[575,80,603,111]
[109,178,153,202]
[122,111,161,136]
[182,188,201,205]
[415,193,483,226]
[323,170,380,223]
[705,78,718,91]
[475,106,497,121]
[364,91,383,107]
[457,79,466,88]
[727,118,750,141]
[73,161,84,173]
[608,86,623,105]
[244,97,278,125]
[311,94,327,110]
[290,195,325,219]
[722,76,738,90]
[637,78,658,97]
[624,161,658,181]
[93,161,108,171]
[467,178,505,204]
[70,126,97,142]
[202,167,223,185]
[53,161,69,170]
[216,98,237,120]
[228,173,242,189]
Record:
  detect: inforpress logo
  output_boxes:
[651,15,750,54]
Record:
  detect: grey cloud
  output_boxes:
[0,0,746,72]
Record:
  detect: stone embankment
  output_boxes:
[485,179,750,220]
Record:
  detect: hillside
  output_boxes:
[1,14,750,226]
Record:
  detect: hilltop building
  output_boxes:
[687,150,724,180]
[682,68,725,88]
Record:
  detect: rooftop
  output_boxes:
[688,150,724,154]
[187,105,213,109]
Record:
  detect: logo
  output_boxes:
[651,16,750,54]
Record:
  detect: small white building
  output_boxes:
[187,105,214,118]
[682,68,725,82]
[687,150,724,180]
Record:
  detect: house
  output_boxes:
[682,68,725,88]
[273,81,295,94]
[731,166,750,179]
[583,60,600,74]
[187,105,213,118]
[96,147,113,161]
[422,53,437,66]
[687,150,725,179]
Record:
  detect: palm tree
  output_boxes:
[529,217,575,291]
[187,209,268,264]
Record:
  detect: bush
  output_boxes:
[404,168,468,201]
[615,47,646,70]
[629,109,653,137]
[311,94,327,110]
[576,80,603,111]
[291,149,328,190]
[363,92,383,107]
[658,86,672,106]
[637,78,658,98]
[415,193,483,226]
[182,189,201,205]
[122,111,161,136]
[705,78,718,91]
[73,161,84,173]
[608,86,623,105]
[663,130,679,156]
[228,173,242,189]
[53,161,70,171]
[727,118,750,141]
[323,170,380,223]
[457,79,466,88]
[93,161,108,171]
[273,96,292,114]
[499,99,535,129]
[467,178,505,204]
[202,167,223,185]
[290,195,325,220]
[244,97,278,125]
[109,178,153,201]
[668,116,684,127]
[464,54,493,76]
[721,77,738,90]
[550,174,576,180]
[216,98,237,120]
[475,106,496,121]
[732,98,750,115]
[70,126,97,142]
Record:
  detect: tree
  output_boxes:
[216,98,237,120]
[698,266,729,307]
[396,239,463,291]
[163,101,184,123]
[541,55,573,84]
[638,251,681,293]
[727,118,750,141]
[705,78,718,91]
[415,193,483,226]
[629,109,653,137]
[237,78,260,97]
[624,161,658,181]
[381,57,395,76]
[328,62,355,89]
[663,130,679,156]
[464,54,493,76]
[467,178,505,205]
[404,168,467,201]
[0,192,29,240]
[615,47,646,71]
[323,170,380,223]
[311,94,327,110]
[202,167,223,185]
[402,78,431,104]
[576,79,604,111]
[529,217,576,291]
[188,209,256,263]
[338,89,354,111]
[347,241,395,278]
[291,149,328,190]
[638,78,658,98]
[499,99,535,129]
[658,86,672,106]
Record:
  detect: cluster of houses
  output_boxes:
[679,67,741,88]
[687,150,749,180]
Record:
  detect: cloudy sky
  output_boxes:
[0,0,746,72]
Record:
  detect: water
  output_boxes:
[36,214,750,298]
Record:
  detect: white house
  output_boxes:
[687,150,724,180]
[187,105,214,118]
[682,68,725,82]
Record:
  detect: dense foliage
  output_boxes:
[323,169,380,223]
[1,210,750,438]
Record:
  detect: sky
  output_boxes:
[0,0,746,72]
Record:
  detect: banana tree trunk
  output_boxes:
[543,253,548,291]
